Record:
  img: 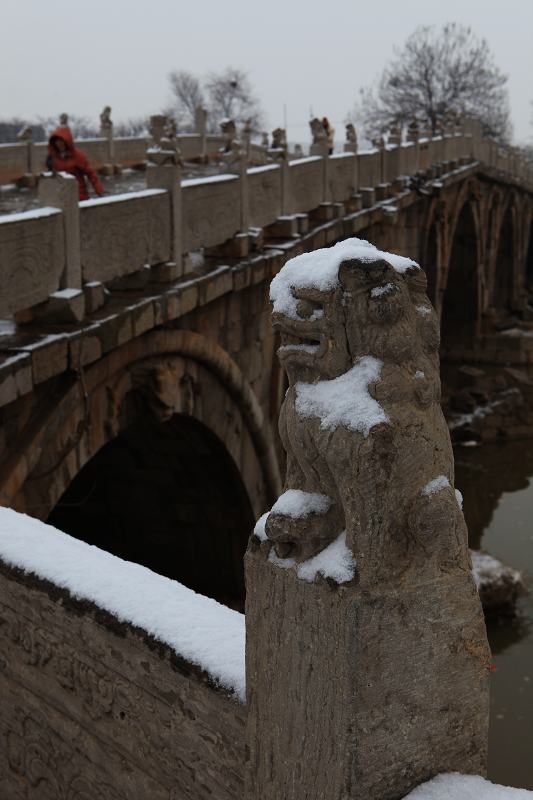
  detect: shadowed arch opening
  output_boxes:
[47,413,255,610]
[441,202,479,347]
[492,206,515,310]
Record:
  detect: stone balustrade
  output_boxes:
[0,132,236,185]
[1,125,532,321]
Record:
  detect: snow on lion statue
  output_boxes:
[258,237,472,590]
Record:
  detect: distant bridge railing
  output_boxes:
[1,119,532,321]
[0,133,257,185]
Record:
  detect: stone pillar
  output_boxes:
[100,106,114,163]
[195,106,208,161]
[242,120,252,163]
[280,155,291,215]
[38,172,81,290]
[16,125,37,187]
[238,153,250,232]
[245,250,490,800]
[407,120,420,173]
[146,161,182,274]
[322,149,331,202]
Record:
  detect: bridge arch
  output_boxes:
[47,412,254,607]
[0,330,282,603]
[490,198,518,312]
[422,199,448,310]
[441,195,482,347]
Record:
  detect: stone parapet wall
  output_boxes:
[0,129,531,319]
[80,190,172,283]
[0,208,65,313]
[0,561,245,800]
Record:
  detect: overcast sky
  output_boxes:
[2,0,532,144]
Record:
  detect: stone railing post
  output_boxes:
[323,149,331,202]
[102,124,114,163]
[239,153,250,232]
[195,106,208,162]
[27,137,36,177]
[280,155,291,215]
[146,161,182,274]
[245,248,490,800]
[406,121,420,172]
[38,172,81,290]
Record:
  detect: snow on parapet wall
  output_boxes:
[0,508,245,702]
[270,489,331,518]
[270,237,419,319]
[404,772,533,798]
[295,356,388,436]
[269,531,355,584]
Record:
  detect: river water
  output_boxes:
[455,439,533,790]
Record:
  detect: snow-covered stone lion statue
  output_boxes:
[258,238,471,589]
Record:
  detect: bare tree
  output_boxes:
[37,115,99,140]
[168,70,205,131]
[114,117,150,137]
[0,118,45,143]
[352,23,511,143]
[204,67,264,132]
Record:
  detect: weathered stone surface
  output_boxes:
[0,210,65,316]
[246,248,490,800]
[0,565,245,800]
[80,193,171,284]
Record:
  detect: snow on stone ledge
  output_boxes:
[270,237,419,319]
[269,531,355,585]
[295,356,388,435]
[270,489,331,518]
[404,772,533,798]
[0,508,245,702]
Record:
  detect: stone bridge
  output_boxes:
[0,116,533,799]
[0,118,532,591]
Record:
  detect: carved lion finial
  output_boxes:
[261,238,468,588]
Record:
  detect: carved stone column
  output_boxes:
[194,106,208,162]
[38,172,81,290]
[245,242,490,800]
[147,160,182,275]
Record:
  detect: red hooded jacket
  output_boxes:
[46,126,104,201]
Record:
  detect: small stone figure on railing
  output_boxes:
[344,122,358,154]
[271,128,287,151]
[310,117,327,144]
[163,117,178,144]
[100,106,113,135]
[16,125,33,142]
[388,123,402,146]
[220,118,238,153]
[407,118,420,143]
[147,114,182,166]
[59,112,69,126]
[345,123,357,145]
[372,135,386,150]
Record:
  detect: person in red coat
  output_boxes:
[46,126,104,201]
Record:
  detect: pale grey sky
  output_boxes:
[2,0,532,143]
